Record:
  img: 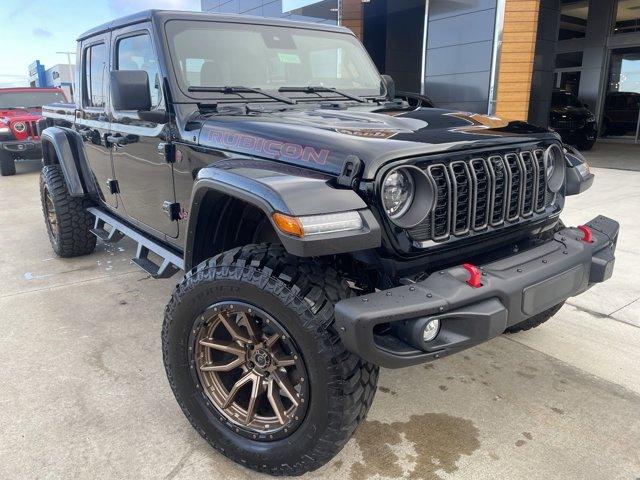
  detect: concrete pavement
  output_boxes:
[583,141,640,171]
[0,160,639,480]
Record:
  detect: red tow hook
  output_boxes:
[462,263,482,288]
[577,225,593,243]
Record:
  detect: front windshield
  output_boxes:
[552,91,583,108]
[0,91,66,109]
[165,20,384,99]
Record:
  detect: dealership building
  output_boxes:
[27,60,76,101]
[202,0,640,142]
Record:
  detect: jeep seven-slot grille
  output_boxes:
[409,149,549,243]
[25,121,38,138]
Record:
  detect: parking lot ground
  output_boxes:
[1,160,639,480]
[583,141,640,171]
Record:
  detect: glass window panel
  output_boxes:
[166,20,382,97]
[603,47,640,138]
[116,33,161,108]
[613,0,640,35]
[555,52,583,69]
[558,0,589,40]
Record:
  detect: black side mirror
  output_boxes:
[110,70,152,111]
[381,74,396,100]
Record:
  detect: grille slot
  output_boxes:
[428,164,451,241]
[520,152,536,217]
[488,156,507,226]
[469,158,490,230]
[449,161,472,235]
[534,149,547,212]
[409,148,553,243]
[23,121,39,138]
[504,154,522,221]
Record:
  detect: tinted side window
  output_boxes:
[116,33,160,108]
[84,43,107,108]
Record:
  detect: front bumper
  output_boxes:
[556,123,597,143]
[0,140,42,158]
[335,215,619,368]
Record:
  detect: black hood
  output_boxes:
[197,105,557,180]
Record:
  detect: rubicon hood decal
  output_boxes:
[204,125,331,166]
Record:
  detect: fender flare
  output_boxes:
[41,127,97,197]
[564,146,594,196]
[183,167,381,270]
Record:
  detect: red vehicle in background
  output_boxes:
[0,87,67,176]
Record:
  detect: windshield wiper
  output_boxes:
[187,85,297,105]
[278,86,367,103]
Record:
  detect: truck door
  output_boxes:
[77,34,117,209]
[109,26,178,238]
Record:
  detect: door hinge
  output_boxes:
[336,155,363,190]
[107,179,119,194]
[163,201,185,221]
[158,142,177,163]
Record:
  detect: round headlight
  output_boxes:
[381,166,436,229]
[382,169,414,219]
[13,122,26,133]
[545,144,565,193]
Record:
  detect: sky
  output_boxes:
[0,0,201,88]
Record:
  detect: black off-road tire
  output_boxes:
[0,152,16,176]
[162,244,379,476]
[39,164,96,257]
[504,302,565,334]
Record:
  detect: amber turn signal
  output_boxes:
[272,213,304,237]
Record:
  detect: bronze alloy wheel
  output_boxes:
[43,186,59,240]
[190,301,309,440]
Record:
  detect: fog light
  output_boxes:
[422,319,440,342]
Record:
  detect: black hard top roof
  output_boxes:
[77,9,351,41]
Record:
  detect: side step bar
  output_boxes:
[87,207,183,278]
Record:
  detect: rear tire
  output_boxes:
[0,152,15,176]
[163,244,378,476]
[504,302,564,333]
[39,164,97,257]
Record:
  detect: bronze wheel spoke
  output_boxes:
[199,338,245,356]
[200,356,245,372]
[45,190,58,238]
[267,378,287,425]
[273,353,296,367]
[222,371,255,409]
[238,311,261,342]
[273,371,300,407]
[218,312,251,344]
[265,332,281,348]
[246,377,265,424]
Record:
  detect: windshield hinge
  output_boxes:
[336,155,363,190]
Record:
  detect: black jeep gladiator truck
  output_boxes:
[39,10,618,476]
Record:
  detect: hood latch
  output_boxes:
[336,155,363,190]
